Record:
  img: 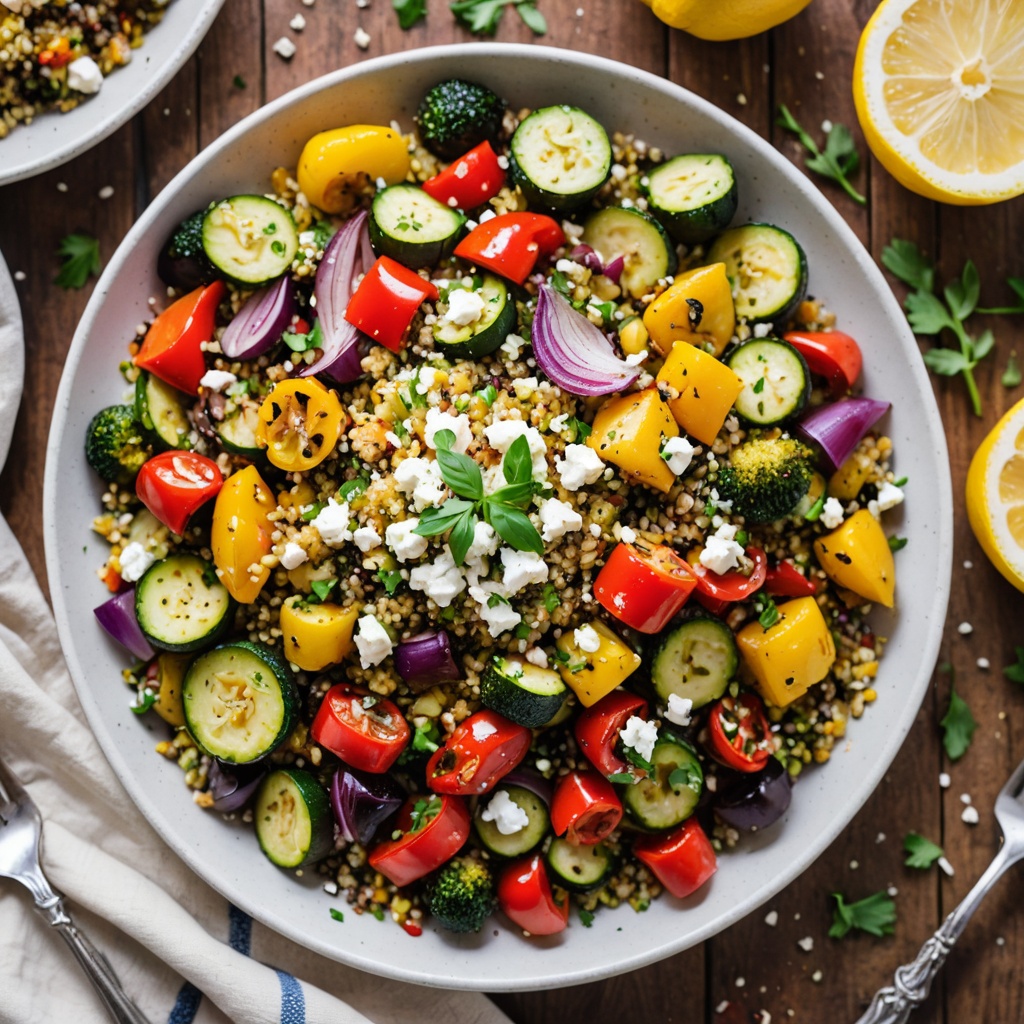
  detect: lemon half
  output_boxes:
[853,0,1024,205]
[640,0,813,41]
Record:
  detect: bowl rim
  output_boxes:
[44,42,954,990]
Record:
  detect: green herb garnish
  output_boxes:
[56,233,101,289]
[376,568,403,595]
[903,832,944,870]
[776,105,866,205]
[543,583,560,615]
[450,0,545,35]
[888,536,908,552]
[131,690,157,715]
[408,795,443,834]
[309,578,338,603]
[829,891,896,939]
[1003,646,1024,685]
[282,318,323,353]
[330,908,345,922]
[940,684,977,761]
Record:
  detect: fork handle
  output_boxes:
[35,896,152,1024]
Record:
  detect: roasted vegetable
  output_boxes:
[157,209,218,290]
[415,79,506,161]
[716,436,814,523]
[85,405,150,486]
[425,856,496,933]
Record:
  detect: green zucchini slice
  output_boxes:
[480,655,567,728]
[581,206,677,299]
[621,736,703,831]
[202,195,299,286]
[645,153,738,245]
[473,783,550,858]
[650,617,738,710]
[214,397,264,457]
[433,274,516,360]
[369,184,466,268]
[134,371,192,450]
[727,337,810,425]
[254,768,333,867]
[545,838,616,893]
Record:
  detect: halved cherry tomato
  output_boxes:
[707,692,774,773]
[574,690,648,780]
[763,559,817,598]
[135,281,224,394]
[255,377,344,472]
[691,546,768,616]
[594,541,698,634]
[344,256,439,353]
[426,709,531,796]
[453,212,565,286]
[368,793,471,887]
[421,141,505,211]
[633,819,717,899]
[783,330,862,396]
[550,770,623,846]
[135,451,223,536]
[311,684,410,774]
[497,853,569,936]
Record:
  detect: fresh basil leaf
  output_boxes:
[414,498,477,536]
[436,447,484,500]
[502,433,534,486]
[448,509,477,565]
[487,481,535,508]
[309,578,338,603]
[489,503,544,554]
[339,475,370,501]
[376,568,403,595]
[433,427,456,452]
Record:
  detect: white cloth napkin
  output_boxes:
[0,281,510,1024]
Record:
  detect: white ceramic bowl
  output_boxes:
[44,45,953,991]
[0,0,224,186]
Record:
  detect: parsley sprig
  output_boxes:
[776,105,866,206]
[978,276,1024,315]
[829,891,896,939]
[55,232,101,289]
[392,0,427,28]
[450,0,546,34]
[940,683,977,761]
[1004,646,1024,685]
[903,832,944,870]
[882,239,993,416]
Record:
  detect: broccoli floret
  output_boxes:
[85,405,150,486]
[717,437,814,523]
[425,856,495,933]
[157,209,218,290]
[415,79,507,161]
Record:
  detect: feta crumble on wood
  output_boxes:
[272,36,296,59]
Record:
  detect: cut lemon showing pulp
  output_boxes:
[966,398,1024,592]
[853,0,1024,205]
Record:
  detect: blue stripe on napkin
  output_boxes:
[276,969,306,1024]
[228,904,253,956]
[166,981,202,1024]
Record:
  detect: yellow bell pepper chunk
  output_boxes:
[297,124,410,214]
[587,389,679,493]
[655,340,744,446]
[152,652,190,727]
[280,596,359,672]
[642,263,736,357]
[813,509,895,608]
[211,465,275,604]
[556,620,641,707]
[618,316,650,357]
[736,596,836,708]
[828,449,875,501]
[277,481,316,511]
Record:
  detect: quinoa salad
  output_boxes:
[86,77,906,938]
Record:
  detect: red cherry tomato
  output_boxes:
[497,853,569,936]
[311,684,410,774]
[691,546,768,616]
[134,451,223,535]
[574,690,648,780]
[633,819,717,899]
[707,692,775,773]
[135,281,224,394]
[453,212,565,285]
[368,794,471,887]
[763,559,817,597]
[783,330,862,396]
[421,141,506,211]
[426,709,531,796]
[550,770,623,845]
[344,256,439,353]
[594,541,698,634]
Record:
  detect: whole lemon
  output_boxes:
[640,0,814,41]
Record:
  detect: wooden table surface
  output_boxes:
[3,0,1024,1020]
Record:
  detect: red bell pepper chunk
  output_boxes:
[573,690,648,780]
[594,541,698,634]
[783,330,862,396]
[453,212,565,285]
[368,794,471,888]
[633,819,717,899]
[421,141,506,211]
[344,256,439,353]
[497,853,569,936]
[692,546,768,617]
[426,709,531,796]
[763,558,817,597]
[134,451,223,535]
[707,692,775,773]
[135,281,224,395]
[311,684,411,774]
[550,770,623,845]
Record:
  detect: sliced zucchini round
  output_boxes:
[215,398,264,457]
[254,768,333,868]
[510,105,611,211]
[135,554,234,653]
[622,736,703,831]
[727,337,810,425]
[706,223,808,325]
[474,783,550,858]
[134,371,193,450]
[582,206,677,300]
[202,196,299,286]
[480,655,567,728]
[182,641,298,763]
[650,617,738,710]
[369,184,466,268]
[646,154,738,245]
[545,838,616,893]
[433,274,516,360]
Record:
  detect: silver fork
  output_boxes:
[856,752,1024,1024]
[0,755,152,1023]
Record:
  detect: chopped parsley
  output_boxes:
[408,795,443,834]
[903,832,944,870]
[376,568,403,595]
[543,583,560,614]
[829,891,896,939]
[55,233,101,289]
[309,578,338,603]
[940,684,977,761]
[329,908,345,923]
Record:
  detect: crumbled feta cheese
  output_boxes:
[311,498,352,546]
[409,550,466,608]
[938,856,955,877]
[272,36,296,59]
[501,335,524,360]
[512,376,539,398]
[353,26,370,49]
[664,693,693,727]
[555,443,604,490]
[97,185,114,201]
[118,542,155,583]
[939,772,951,788]
[480,789,529,835]
[753,322,773,339]
[67,56,103,94]
[289,12,306,29]
[957,621,973,635]
[619,715,658,763]
[500,548,549,594]
[589,523,602,537]
[820,496,845,530]
[764,910,779,927]
[875,482,904,511]
[661,436,694,477]
[960,793,972,804]
[471,586,522,637]
[279,542,307,570]
[484,420,548,477]
[354,616,393,668]
[699,523,745,575]
[961,806,979,825]
[977,657,990,670]
[625,350,648,366]
[385,518,429,563]
[394,457,447,511]
[385,431,403,449]
[442,288,486,327]
[619,525,637,544]
[538,497,583,543]
[199,369,238,392]
[525,648,548,667]
[352,526,382,553]
[574,624,602,653]
[797,936,814,953]
[424,407,473,454]
[548,413,570,433]
[465,521,499,566]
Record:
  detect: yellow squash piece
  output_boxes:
[152,652,190,727]
[556,621,642,707]
[280,596,359,672]
[828,449,875,502]
[211,465,276,604]
[297,124,410,214]
[256,377,344,472]
[642,263,736,357]
[814,509,895,608]
[639,0,813,41]
[736,596,836,708]
[587,389,679,493]
[656,341,744,446]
